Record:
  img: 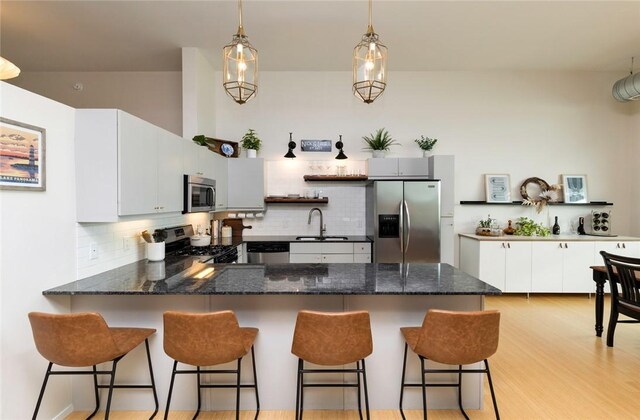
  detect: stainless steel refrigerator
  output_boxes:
[366,180,441,263]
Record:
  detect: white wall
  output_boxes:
[8,71,182,135]
[632,102,640,236]
[182,48,217,140]
[213,71,636,256]
[0,82,75,419]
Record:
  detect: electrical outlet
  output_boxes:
[89,243,98,260]
[123,237,132,251]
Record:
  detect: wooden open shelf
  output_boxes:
[460,200,613,206]
[303,175,368,182]
[264,197,329,204]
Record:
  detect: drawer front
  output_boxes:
[321,243,354,254]
[290,253,322,263]
[353,253,371,263]
[354,243,372,254]
[290,242,323,254]
[322,254,354,263]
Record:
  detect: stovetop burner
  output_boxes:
[159,225,238,263]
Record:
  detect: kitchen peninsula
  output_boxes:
[45,261,499,412]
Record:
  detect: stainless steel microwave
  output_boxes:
[183,175,216,213]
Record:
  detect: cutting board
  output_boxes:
[222,218,253,237]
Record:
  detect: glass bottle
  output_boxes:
[552,216,560,235]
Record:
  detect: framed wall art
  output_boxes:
[562,174,588,204]
[0,117,46,191]
[485,174,511,203]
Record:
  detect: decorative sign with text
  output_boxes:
[301,140,332,152]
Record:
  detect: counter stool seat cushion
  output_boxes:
[110,327,156,358]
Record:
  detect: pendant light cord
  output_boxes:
[239,0,243,28]
[367,0,374,33]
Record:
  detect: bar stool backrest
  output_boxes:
[163,310,247,366]
[28,312,121,367]
[414,309,500,365]
[291,310,373,366]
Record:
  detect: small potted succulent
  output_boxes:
[476,215,502,236]
[414,135,438,157]
[362,128,399,158]
[241,129,261,158]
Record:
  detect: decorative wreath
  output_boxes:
[520,177,560,213]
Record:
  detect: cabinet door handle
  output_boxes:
[558,243,563,249]
[565,243,568,249]
[623,243,626,249]
[617,243,621,249]
[501,243,506,249]
[507,243,511,249]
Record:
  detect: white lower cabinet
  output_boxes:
[289,242,371,264]
[531,242,595,293]
[461,236,640,294]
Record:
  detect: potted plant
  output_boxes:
[241,129,261,158]
[362,128,399,158]
[414,135,438,157]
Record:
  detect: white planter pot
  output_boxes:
[372,150,385,158]
[422,150,432,158]
[246,149,257,158]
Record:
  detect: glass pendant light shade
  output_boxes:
[223,0,258,104]
[353,0,387,104]
[0,56,20,80]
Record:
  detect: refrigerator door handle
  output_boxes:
[399,200,404,253]
[404,200,411,253]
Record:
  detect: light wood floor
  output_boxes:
[67,294,640,419]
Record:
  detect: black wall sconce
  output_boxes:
[284,132,297,158]
[335,134,347,160]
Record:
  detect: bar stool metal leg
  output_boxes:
[361,358,370,420]
[164,360,178,420]
[457,365,469,420]
[88,365,100,419]
[251,346,260,419]
[356,360,363,420]
[485,359,501,420]
[194,366,202,419]
[32,362,53,420]
[295,358,302,420]
[144,339,159,419]
[235,358,242,420]
[419,356,427,420]
[104,359,120,420]
[399,343,408,420]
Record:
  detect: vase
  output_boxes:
[372,150,385,158]
[246,149,257,158]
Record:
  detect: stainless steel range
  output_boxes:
[161,225,238,263]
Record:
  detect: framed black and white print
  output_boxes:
[485,174,511,203]
[562,174,588,204]
[0,117,46,191]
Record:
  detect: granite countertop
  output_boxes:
[459,233,640,242]
[44,258,500,296]
[241,235,372,243]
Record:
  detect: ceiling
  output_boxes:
[2,1,640,73]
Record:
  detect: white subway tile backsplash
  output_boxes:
[76,212,210,279]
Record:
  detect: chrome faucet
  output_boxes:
[308,208,326,238]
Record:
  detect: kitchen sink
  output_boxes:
[296,236,349,241]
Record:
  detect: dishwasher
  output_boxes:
[246,242,290,263]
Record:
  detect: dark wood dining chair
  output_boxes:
[600,251,640,347]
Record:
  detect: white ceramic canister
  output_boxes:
[147,242,165,261]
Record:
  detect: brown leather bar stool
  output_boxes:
[399,309,501,420]
[163,310,259,420]
[28,312,158,420]
[291,310,373,420]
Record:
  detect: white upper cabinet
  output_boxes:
[76,109,185,222]
[367,158,429,178]
[227,158,264,210]
[428,155,455,217]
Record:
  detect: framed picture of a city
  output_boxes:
[0,117,46,191]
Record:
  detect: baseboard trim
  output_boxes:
[53,404,73,420]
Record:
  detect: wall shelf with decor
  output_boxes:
[303,175,368,182]
[460,201,613,206]
[264,196,329,204]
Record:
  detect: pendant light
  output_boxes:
[335,135,347,160]
[223,0,258,104]
[353,0,387,104]
[613,57,640,102]
[0,56,20,80]
[284,132,297,158]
